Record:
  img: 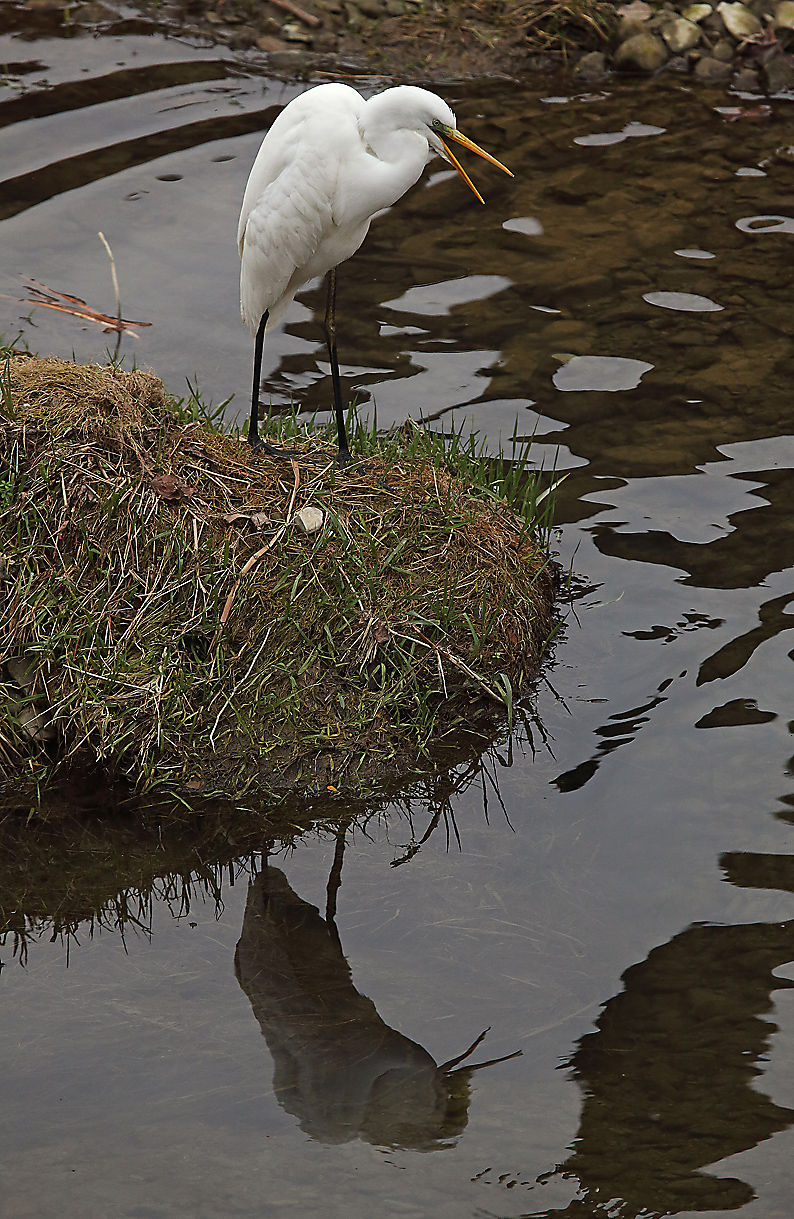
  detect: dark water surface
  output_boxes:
[5,11,794,1218]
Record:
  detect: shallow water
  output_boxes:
[5,12,794,1218]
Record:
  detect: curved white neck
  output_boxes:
[338,117,431,226]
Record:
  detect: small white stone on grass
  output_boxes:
[295,505,325,535]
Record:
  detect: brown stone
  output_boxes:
[694,54,733,78]
[765,53,794,89]
[574,51,609,79]
[711,36,735,58]
[255,33,289,50]
[614,31,670,70]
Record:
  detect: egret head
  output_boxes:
[364,86,513,203]
[428,114,513,204]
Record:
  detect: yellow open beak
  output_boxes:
[433,121,513,204]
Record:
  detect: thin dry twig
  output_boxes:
[97,231,122,333]
[267,0,321,26]
[9,277,151,336]
[217,460,300,629]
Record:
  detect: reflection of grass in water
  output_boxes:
[0,703,544,962]
[0,784,312,963]
[0,345,557,800]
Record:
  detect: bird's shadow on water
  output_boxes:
[234,848,521,1151]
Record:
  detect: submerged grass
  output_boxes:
[0,349,558,799]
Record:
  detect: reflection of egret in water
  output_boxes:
[234,839,519,1150]
[527,914,794,1217]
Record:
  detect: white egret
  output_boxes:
[238,82,512,466]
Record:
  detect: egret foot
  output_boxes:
[247,432,297,460]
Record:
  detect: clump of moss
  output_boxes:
[0,353,557,799]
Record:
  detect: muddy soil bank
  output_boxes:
[12,0,794,91]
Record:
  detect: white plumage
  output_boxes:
[237,82,512,461]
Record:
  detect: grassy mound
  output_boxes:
[0,353,557,799]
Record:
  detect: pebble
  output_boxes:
[774,0,794,26]
[18,705,55,742]
[716,0,762,37]
[188,0,794,98]
[345,1,363,28]
[606,0,794,87]
[694,54,733,79]
[256,33,288,51]
[74,1,117,19]
[766,55,794,89]
[295,506,325,535]
[281,21,313,42]
[733,67,761,89]
[615,30,669,69]
[574,50,609,80]
[662,16,701,50]
[6,657,35,688]
[712,37,735,60]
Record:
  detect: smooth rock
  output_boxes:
[694,54,733,78]
[345,1,364,27]
[75,1,117,19]
[733,66,761,88]
[766,54,794,89]
[256,34,289,50]
[662,16,702,50]
[357,0,386,13]
[312,31,338,49]
[616,0,652,18]
[229,25,259,48]
[647,7,681,30]
[18,705,55,742]
[614,31,669,70]
[712,36,736,58]
[295,505,325,535]
[717,1,763,38]
[618,15,650,39]
[703,9,728,33]
[682,3,713,19]
[6,656,35,688]
[774,0,794,27]
[574,50,609,79]
[281,22,312,42]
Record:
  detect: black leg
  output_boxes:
[247,310,293,458]
[248,310,268,451]
[324,267,350,468]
